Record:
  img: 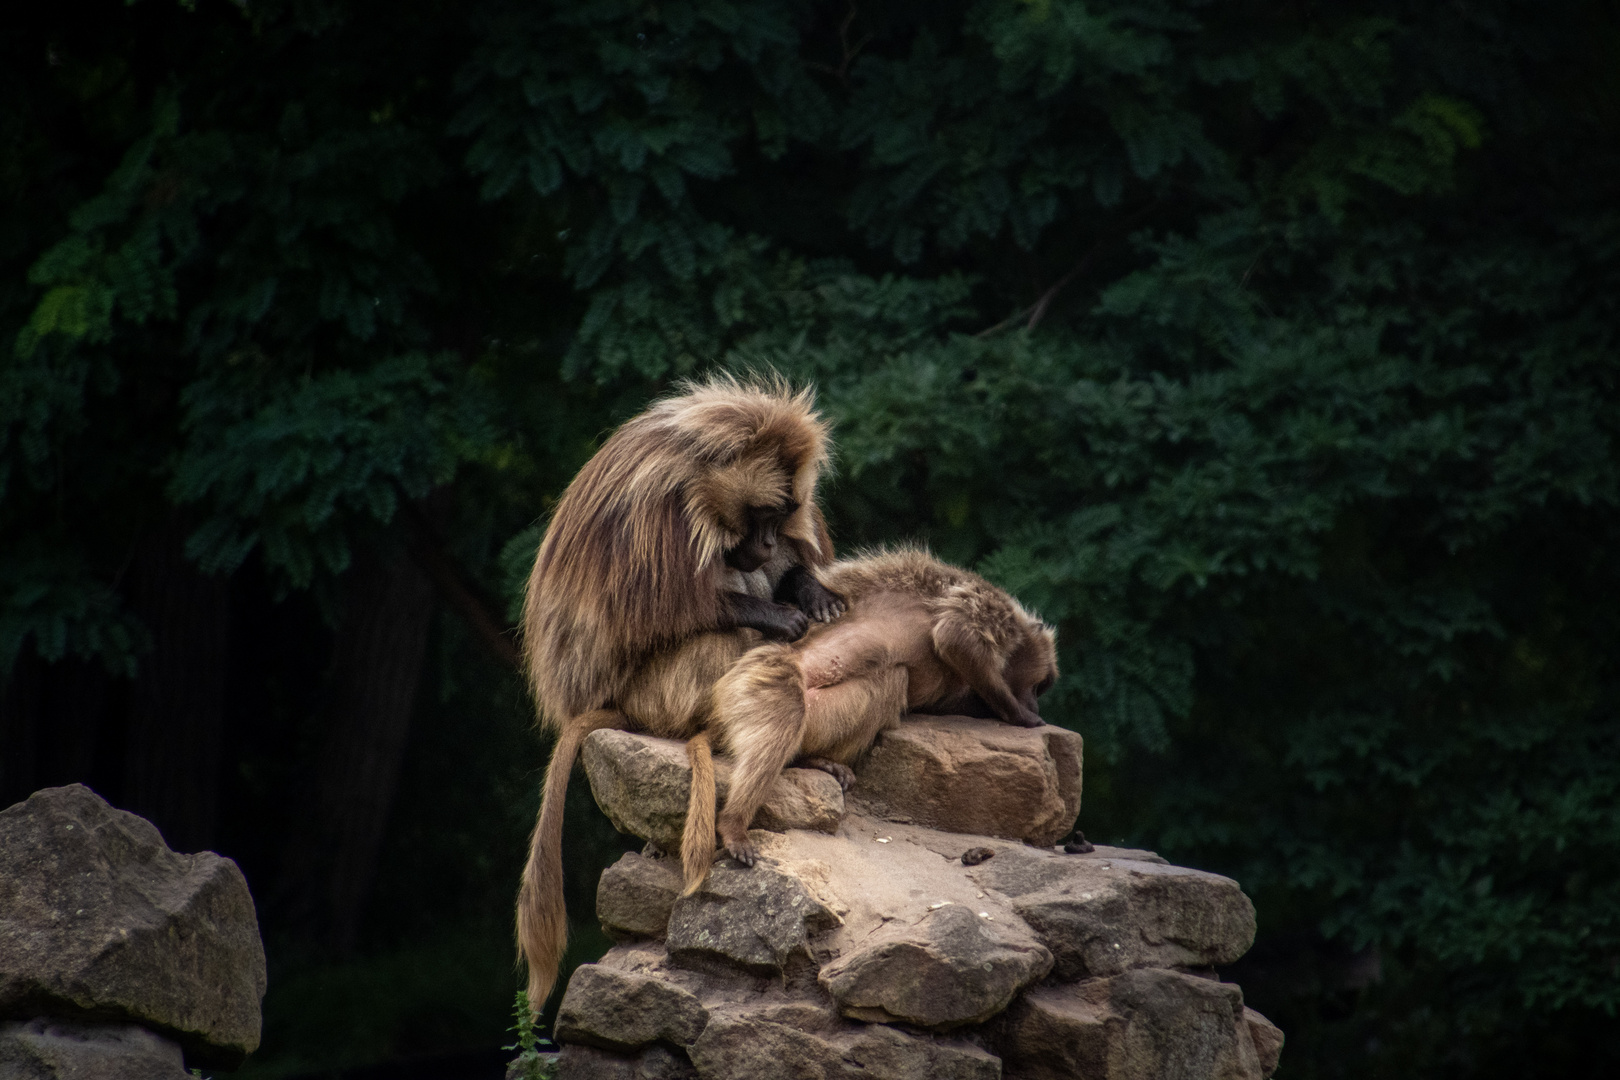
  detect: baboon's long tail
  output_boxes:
[681,732,718,895]
[516,711,617,1012]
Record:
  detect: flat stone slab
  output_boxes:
[968,845,1256,979]
[994,969,1275,1080]
[849,716,1082,845]
[582,731,844,849]
[0,786,266,1067]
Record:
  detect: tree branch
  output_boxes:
[397,496,523,671]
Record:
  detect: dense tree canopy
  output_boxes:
[3,1,1617,1076]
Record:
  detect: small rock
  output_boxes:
[818,903,1052,1028]
[960,847,996,866]
[554,964,708,1052]
[1244,1006,1285,1078]
[0,1018,190,1080]
[0,786,267,1067]
[969,845,1256,979]
[582,732,845,849]
[598,852,684,940]
[849,716,1082,845]
[667,863,838,975]
[995,968,1267,1080]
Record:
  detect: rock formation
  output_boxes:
[551,717,1282,1080]
[0,784,267,1078]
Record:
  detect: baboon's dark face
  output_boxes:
[1008,631,1059,716]
[723,502,797,572]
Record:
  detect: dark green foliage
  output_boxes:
[3,0,1616,1076]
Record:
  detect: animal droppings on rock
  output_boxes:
[961,846,996,866]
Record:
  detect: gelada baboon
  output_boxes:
[681,547,1057,892]
[517,376,843,1007]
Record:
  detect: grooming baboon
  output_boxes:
[681,547,1058,892]
[517,377,842,1008]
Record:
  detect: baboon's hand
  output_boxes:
[1006,706,1045,729]
[806,583,847,623]
[760,605,810,641]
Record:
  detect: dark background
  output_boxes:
[2,1,1617,1077]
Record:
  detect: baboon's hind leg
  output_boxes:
[712,646,806,867]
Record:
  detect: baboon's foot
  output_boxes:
[720,823,758,867]
[795,755,856,791]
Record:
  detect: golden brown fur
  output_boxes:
[686,547,1058,892]
[517,376,836,1009]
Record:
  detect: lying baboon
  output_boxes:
[681,547,1058,892]
[517,376,843,1008]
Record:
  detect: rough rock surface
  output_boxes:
[969,843,1256,979]
[0,1018,191,1080]
[851,717,1083,845]
[0,785,267,1068]
[993,970,1276,1080]
[555,964,707,1052]
[598,851,685,941]
[553,717,1282,1080]
[583,730,844,849]
[667,862,838,975]
[818,902,1052,1027]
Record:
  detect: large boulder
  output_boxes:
[0,785,267,1068]
[582,731,844,849]
[850,717,1083,846]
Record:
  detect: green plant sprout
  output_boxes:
[503,990,557,1080]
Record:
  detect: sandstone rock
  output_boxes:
[0,786,267,1067]
[818,903,1052,1028]
[667,863,838,975]
[689,1008,999,1080]
[554,964,708,1052]
[996,969,1265,1080]
[850,716,1082,845]
[583,730,845,848]
[969,845,1255,979]
[599,852,684,940]
[556,1042,697,1080]
[0,1019,190,1080]
[1243,1007,1284,1078]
